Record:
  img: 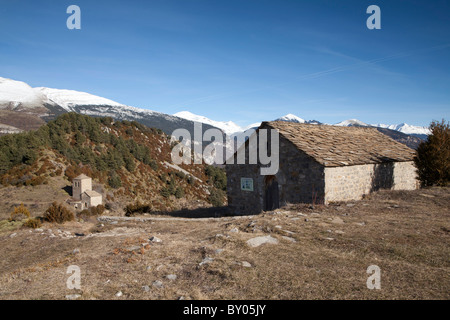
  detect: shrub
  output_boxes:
[108,172,122,188]
[175,186,184,199]
[43,202,74,224]
[160,187,171,198]
[90,204,105,216]
[186,175,195,185]
[124,201,151,217]
[414,119,449,186]
[175,171,186,179]
[10,204,31,221]
[149,159,158,171]
[208,188,226,207]
[205,165,227,191]
[23,217,42,229]
[77,205,105,220]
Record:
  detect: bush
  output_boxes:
[43,202,74,224]
[10,204,31,221]
[175,186,184,199]
[186,175,195,185]
[205,165,227,191]
[208,188,226,207]
[124,201,151,217]
[23,217,42,229]
[90,204,105,216]
[414,119,449,186]
[108,172,122,188]
[77,204,105,219]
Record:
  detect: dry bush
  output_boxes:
[23,217,42,229]
[124,201,152,217]
[77,204,105,220]
[43,202,74,224]
[10,204,31,221]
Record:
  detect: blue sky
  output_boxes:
[0,0,449,127]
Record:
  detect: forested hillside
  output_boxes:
[0,113,226,212]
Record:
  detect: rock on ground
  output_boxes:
[246,235,279,248]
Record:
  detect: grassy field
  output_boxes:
[0,186,448,300]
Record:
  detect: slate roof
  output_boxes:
[73,174,91,180]
[261,121,416,167]
[83,190,102,198]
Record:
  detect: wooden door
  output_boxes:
[264,175,279,211]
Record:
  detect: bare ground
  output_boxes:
[0,187,448,300]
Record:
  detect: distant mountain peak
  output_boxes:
[335,119,369,127]
[173,111,243,135]
[275,114,306,123]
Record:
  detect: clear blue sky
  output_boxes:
[1,0,449,127]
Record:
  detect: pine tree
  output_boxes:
[414,119,449,186]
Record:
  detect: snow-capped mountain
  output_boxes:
[275,114,321,125]
[335,119,369,127]
[275,113,306,123]
[374,123,431,135]
[35,87,126,111]
[334,118,430,140]
[174,111,244,136]
[0,77,127,111]
[0,77,48,109]
[0,77,220,142]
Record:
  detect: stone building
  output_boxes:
[70,174,103,210]
[226,121,418,215]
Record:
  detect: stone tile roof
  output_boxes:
[262,121,416,167]
[73,174,91,180]
[83,190,102,198]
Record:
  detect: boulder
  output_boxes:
[246,235,279,248]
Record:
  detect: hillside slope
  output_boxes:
[0,113,226,214]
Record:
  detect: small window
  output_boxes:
[241,178,254,191]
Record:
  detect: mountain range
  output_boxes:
[0,77,429,150]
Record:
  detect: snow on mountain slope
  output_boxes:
[0,123,22,134]
[275,113,306,123]
[335,119,369,127]
[174,111,244,135]
[335,119,430,136]
[0,77,47,108]
[35,87,127,111]
[0,77,128,112]
[374,123,431,135]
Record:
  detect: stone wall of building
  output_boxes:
[88,195,103,208]
[391,161,419,191]
[226,132,325,214]
[226,163,262,215]
[276,136,325,206]
[324,161,418,203]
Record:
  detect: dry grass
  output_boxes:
[0,187,448,300]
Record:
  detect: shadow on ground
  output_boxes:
[62,185,72,196]
[145,206,234,219]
